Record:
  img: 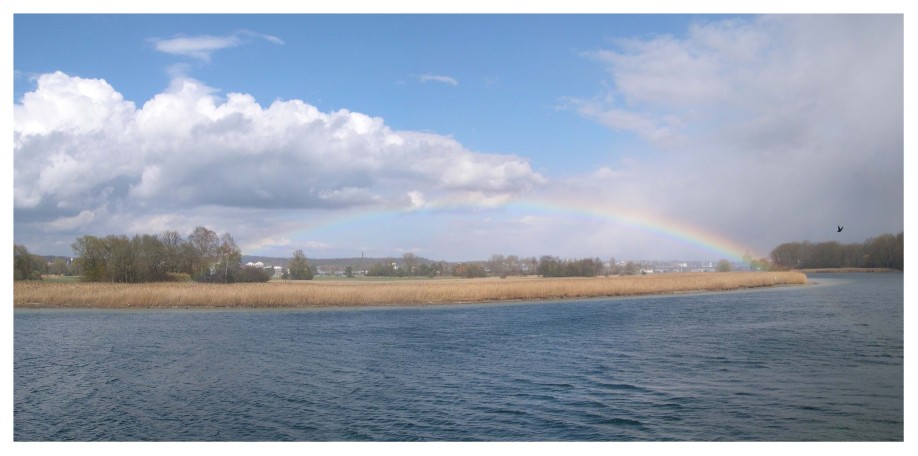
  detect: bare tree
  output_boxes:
[217,232,241,282]
[402,252,419,276]
[187,227,219,278]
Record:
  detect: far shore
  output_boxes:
[15,271,807,310]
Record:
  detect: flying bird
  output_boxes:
[837,225,844,233]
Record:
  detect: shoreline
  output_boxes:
[15,271,808,310]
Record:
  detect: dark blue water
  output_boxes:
[14,273,903,441]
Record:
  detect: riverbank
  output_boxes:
[14,271,807,309]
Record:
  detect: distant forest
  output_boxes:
[769,232,903,271]
[13,229,903,283]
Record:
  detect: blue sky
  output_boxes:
[14,14,686,175]
[10,9,906,262]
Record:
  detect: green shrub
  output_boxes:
[235,266,272,283]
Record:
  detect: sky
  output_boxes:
[8,6,907,263]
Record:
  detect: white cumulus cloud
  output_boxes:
[14,72,546,245]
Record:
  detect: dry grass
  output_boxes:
[14,271,807,309]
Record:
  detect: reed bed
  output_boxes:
[14,271,807,309]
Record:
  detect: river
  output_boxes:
[14,273,903,441]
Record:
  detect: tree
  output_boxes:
[750,257,772,271]
[536,256,605,277]
[71,235,111,281]
[865,233,903,270]
[344,265,354,278]
[717,259,732,272]
[466,263,487,278]
[622,261,640,275]
[367,261,396,277]
[402,252,419,276]
[770,232,903,270]
[187,227,220,279]
[14,244,43,281]
[235,265,271,283]
[454,263,487,278]
[810,241,843,269]
[770,242,806,270]
[417,262,444,278]
[489,254,507,277]
[48,258,71,276]
[159,230,187,274]
[537,256,563,277]
[131,234,168,282]
[609,257,620,275]
[106,235,134,283]
[288,249,314,280]
[215,233,242,283]
[68,227,262,283]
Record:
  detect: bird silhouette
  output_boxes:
[837,225,844,233]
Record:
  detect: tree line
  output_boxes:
[363,253,610,278]
[13,244,46,281]
[15,230,903,282]
[13,227,322,284]
[769,232,903,270]
[67,227,275,283]
[535,256,606,278]
[366,252,448,278]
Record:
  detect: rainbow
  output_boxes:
[279,196,758,262]
[508,196,757,262]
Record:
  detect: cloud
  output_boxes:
[572,100,680,145]
[580,16,902,148]
[241,31,285,45]
[14,71,545,247]
[154,34,241,61]
[404,191,426,210]
[46,209,98,231]
[151,30,284,61]
[419,73,459,86]
[563,15,903,256]
[13,16,902,262]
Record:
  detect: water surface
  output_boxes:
[14,273,903,441]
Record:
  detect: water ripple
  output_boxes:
[14,273,903,441]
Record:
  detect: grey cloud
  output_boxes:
[569,15,903,257]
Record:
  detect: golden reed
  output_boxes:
[14,271,807,309]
